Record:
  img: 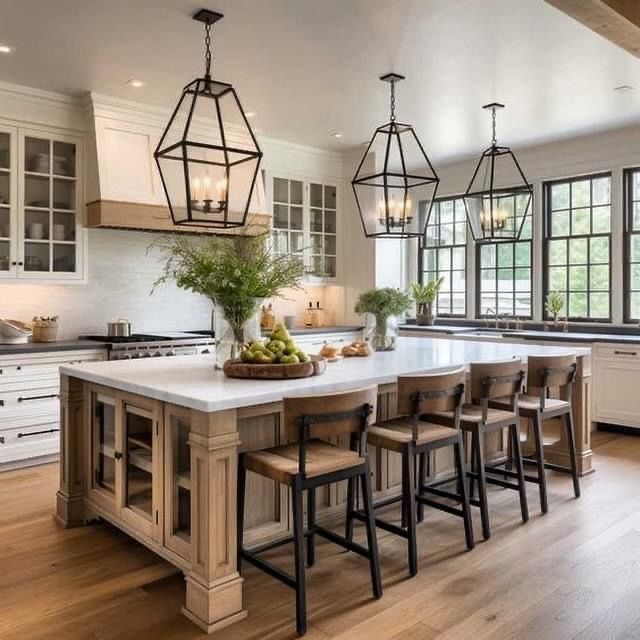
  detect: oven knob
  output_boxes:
[131,352,141,359]
[166,350,176,357]
[120,353,131,360]
[201,349,210,354]
[152,351,163,357]
[141,351,152,358]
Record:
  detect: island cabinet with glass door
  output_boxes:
[0,123,84,281]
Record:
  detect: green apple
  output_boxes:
[280,354,300,364]
[250,341,267,352]
[284,340,298,355]
[266,340,286,354]
[253,352,273,364]
[240,349,254,363]
[296,351,310,363]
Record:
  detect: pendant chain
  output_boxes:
[390,80,396,122]
[491,105,497,146]
[204,22,213,78]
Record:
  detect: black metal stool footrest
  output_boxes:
[468,470,521,491]
[314,524,374,558]
[350,509,408,538]
[420,485,463,503]
[416,496,465,518]
[241,550,297,590]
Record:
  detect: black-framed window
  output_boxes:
[420,197,466,316]
[476,195,533,318]
[543,173,611,321]
[624,168,640,322]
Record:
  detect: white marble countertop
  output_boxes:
[59,337,590,413]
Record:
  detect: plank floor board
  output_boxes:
[2,431,640,639]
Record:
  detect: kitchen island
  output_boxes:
[55,337,592,633]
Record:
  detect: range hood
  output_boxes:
[85,93,269,235]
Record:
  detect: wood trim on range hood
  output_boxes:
[86,200,271,236]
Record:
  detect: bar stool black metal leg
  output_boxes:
[510,422,530,524]
[454,433,474,551]
[402,445,418,576]
[417,452,427,523]
[532,412,549,514]
[292,478,307,635]
[237,454,247,572]
[475,429,491,540]
[361,464,383,598]
[307,487,316,567]
[469,430,477,503]
[564,410,581,498]
[345,476,355,542]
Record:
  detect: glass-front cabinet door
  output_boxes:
[0,125,17,277]
[18,128,83,280]
[88,388,118,514]
[164,405,192,560]
[120,396,163,542]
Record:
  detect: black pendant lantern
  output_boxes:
[154,9,263,229]
[352,73,440,239]
[463,103,532,243]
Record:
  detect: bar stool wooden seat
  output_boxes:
[430,358,528,540]
[237,386,382,636]
[490,354,581,514]
[347,368,474,577]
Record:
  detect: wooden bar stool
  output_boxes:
[430,358,528,540]
[348,367,474,576]
[237,386,382,636]
[490,354,581,513]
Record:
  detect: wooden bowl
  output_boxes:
[223,354,326,380]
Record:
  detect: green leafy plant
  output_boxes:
[411,278,444,323]
[150,232,304,343]
[545,290,565,319]
[355,287,412,344]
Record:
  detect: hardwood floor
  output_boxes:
[2,431,640,639]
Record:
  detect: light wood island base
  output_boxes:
[54,341,593,634]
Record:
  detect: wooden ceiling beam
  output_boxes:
[545,0,640,58]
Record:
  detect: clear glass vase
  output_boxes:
[214,301,262,369]
[365,313,399,351]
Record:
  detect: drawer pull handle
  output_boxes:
[17,393,59,403]
[114,451,123,460]
[614,350,638,356]
[17,428,60,438]
[0,400,4,407]
[0,436,4,444]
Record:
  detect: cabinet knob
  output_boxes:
[114,451,123,460]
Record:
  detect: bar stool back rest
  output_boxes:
[525,354,577,409]
[283,386,378,477]
[470,358,525,418]
[396,368,466,417]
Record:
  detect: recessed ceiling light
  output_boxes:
[0,44,14,54]
[244,111,256,118]
[127,78,144,88]
[332,133,343,139]
[614,84,633,93]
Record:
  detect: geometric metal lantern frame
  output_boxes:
[352,73,440,239]
[154,9,263,229]
[463,103,532,243]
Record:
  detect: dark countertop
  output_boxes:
[0,339,109,356]
[399,325,474,335]
[400,324,640,344]
[263,326,364,336]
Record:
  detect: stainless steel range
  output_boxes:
[84,332,215,361]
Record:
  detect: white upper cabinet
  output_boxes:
[0,125,84,282]
[269,174,339,283]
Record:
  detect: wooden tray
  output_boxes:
[223,354,327,380]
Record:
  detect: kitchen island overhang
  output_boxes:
[55,337,592,633]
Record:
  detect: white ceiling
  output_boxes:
[2,0,640,162]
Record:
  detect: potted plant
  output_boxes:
[355,287,412,351]
[151,231,304,367]
[545,291,565,328]
[411,278,444,326]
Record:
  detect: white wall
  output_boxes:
[0,228,213,339]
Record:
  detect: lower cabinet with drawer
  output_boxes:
[0,349,106,470]
[593,343,640,428]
